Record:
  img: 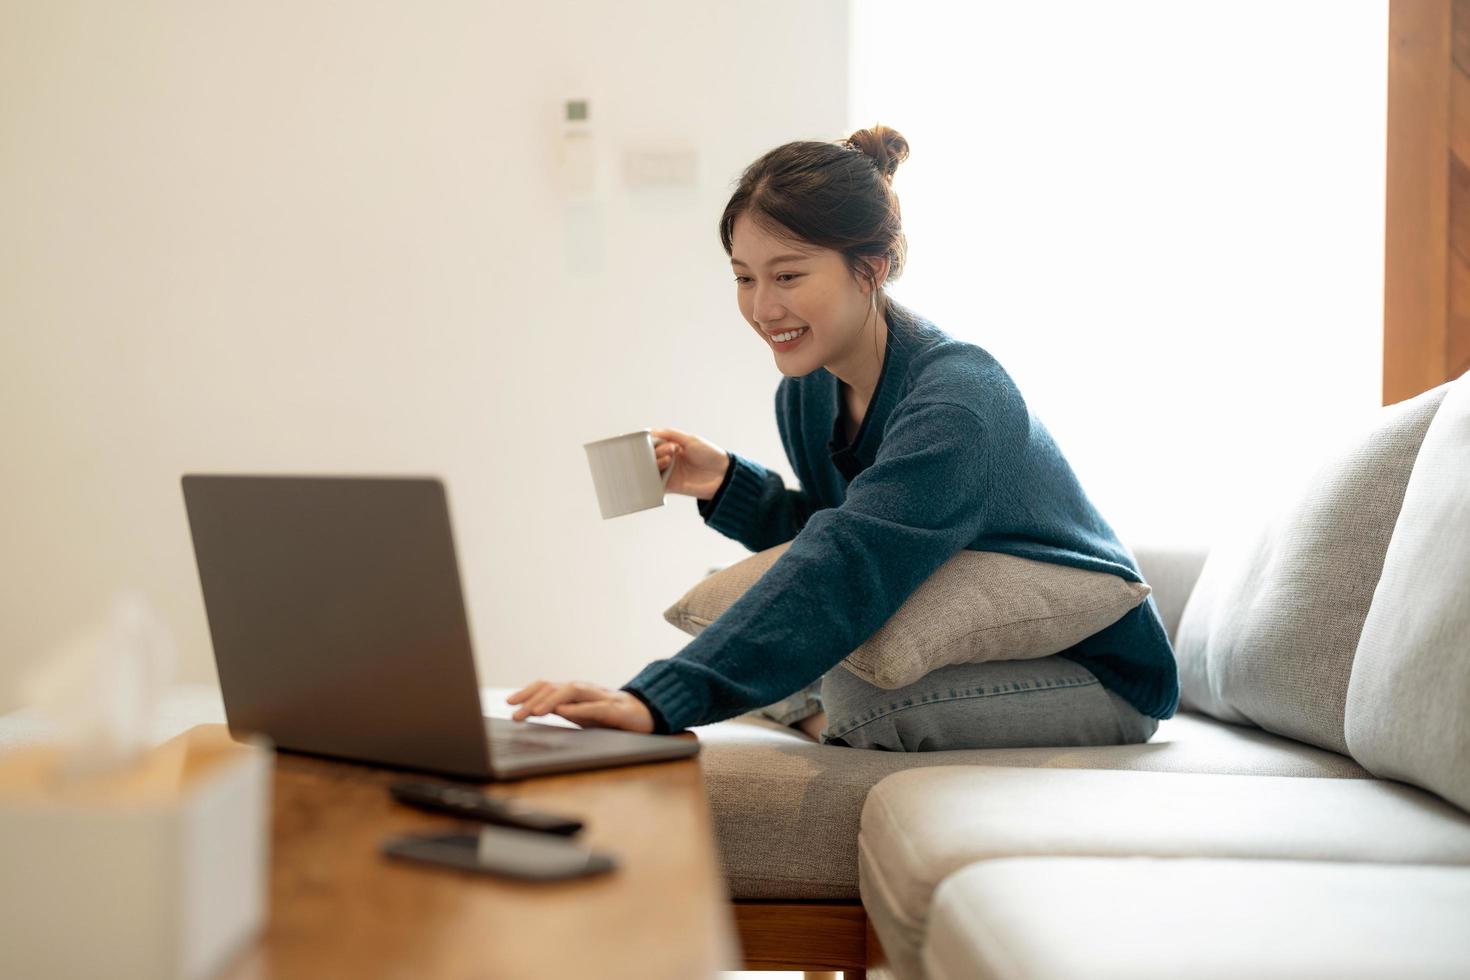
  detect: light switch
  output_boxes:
[622,148,699,188]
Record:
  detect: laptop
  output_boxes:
[180,474,699,780]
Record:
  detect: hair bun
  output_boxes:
[843,124,909,181]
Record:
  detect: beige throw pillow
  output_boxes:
[1173,382,1449,754]
[1345,371,1470,809]
[664,542,1152,690]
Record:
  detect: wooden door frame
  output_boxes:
[1385,0,1469,402]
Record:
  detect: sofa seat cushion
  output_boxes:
[691,708,1372,900]
[859,766,1470,980]
[923,857,1470,980]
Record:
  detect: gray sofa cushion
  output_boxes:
[669,542,1151,690]
[692,709,1371,900]
[1174,382,1449,754]
[1347,371,1470,811]
[860,765,1470,980]
[922,858,1470,980]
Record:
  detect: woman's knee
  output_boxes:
[1103,688,1158,744]
[754,675,825,727]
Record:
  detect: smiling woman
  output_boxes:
[509,125,1178,752]
[730,215,880,390]
[724,128,907,430]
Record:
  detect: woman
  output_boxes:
[508,125,1176,750]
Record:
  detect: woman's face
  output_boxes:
[729,212,882,377]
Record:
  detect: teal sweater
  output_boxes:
[622,303,1180,734]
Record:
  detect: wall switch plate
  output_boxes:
[622,148,698,188]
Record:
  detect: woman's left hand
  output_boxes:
[505,680,655,733]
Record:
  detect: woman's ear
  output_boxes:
[858,256,890,295]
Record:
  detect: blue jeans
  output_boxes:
[755,655,1158,751]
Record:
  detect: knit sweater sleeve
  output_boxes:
[694,451,822,552]
[622,401,991,733]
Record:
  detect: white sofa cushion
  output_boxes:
[858,765,1470,980]
[694,710,1371,900]
[1174,382,1448,754]
[923,857,1470,980]
[1347,371,1470,811]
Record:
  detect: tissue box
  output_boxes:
[0,724,272,980]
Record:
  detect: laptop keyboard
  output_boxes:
[485,718,583,757]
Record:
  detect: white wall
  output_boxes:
[0,0,851,712]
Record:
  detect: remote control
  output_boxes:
[388,780,585,836]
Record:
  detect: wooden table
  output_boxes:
[215,727,740,980]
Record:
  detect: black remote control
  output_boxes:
[388,780,585,836]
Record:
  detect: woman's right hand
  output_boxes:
[652,427,730,501]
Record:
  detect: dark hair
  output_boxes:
[719,125,912,338]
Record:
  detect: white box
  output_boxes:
[0,724,272,980]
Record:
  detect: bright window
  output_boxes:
[851,0,1388,544]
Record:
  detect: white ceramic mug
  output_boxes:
[583,429,674,519]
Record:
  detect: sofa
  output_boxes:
[691,370,1470,979]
